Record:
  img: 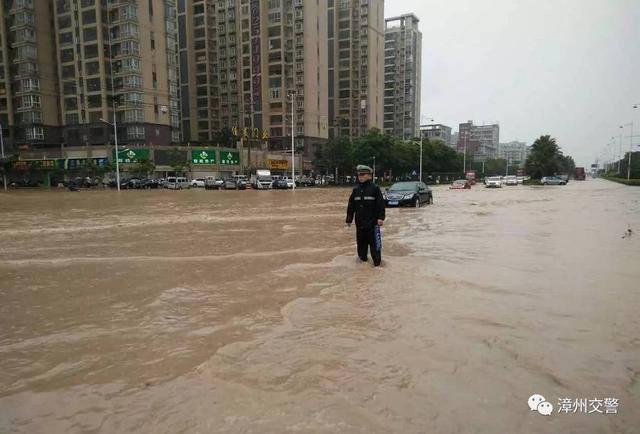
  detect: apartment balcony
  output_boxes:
[9,20,35,32]
[108,0,137,8]
[113,49,141,59]
[112,32,139,43]
[10,0,35,13]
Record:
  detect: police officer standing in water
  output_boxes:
[346,164,386,266]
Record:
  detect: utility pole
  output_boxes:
[613,135,622,175]
[290,91,295,190]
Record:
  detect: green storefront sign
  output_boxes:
[112,148,150,164]
[219,150,240,165]
[191,150,216,165]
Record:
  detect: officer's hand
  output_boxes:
[377,220,384,227]
[346,223,352,228]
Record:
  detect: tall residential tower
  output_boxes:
[327,0,385,139]
[383,13,421,140]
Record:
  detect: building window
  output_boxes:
[87,94,102,108]
[25,126,44,140]
[268,12,281,23]
[123,109,144,122]
[121,58,140,72]
[21,95,41,108]
[126,125,145,139]
[150,32,155,50]
[19,110,42,124]
[20,78,40,92]
[83,27,97,42]
[82,9,96,24]
[65,113,79,124]
[84,44,98,58]
[59,32,73,45]
[85,61,99,75]
[57,14,71,29]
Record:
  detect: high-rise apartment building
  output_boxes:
[179,0,329,155]
[3,0,61,151]
[52,0,180,149]
[327,0,384,139]
[0,0,180,153]
[2,0,386,163]
[383,13,421,140]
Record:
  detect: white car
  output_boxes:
[191,178,206,188]
[485,176,503,188]
[282,177,295,189]
[166,176,190,190]
[504,175,518,186]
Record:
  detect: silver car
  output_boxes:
[540,176,567,185]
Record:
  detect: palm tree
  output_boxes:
[525,135,562,179]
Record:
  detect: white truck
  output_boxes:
[252,169,273,189]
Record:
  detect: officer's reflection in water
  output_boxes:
[345,164,386,266]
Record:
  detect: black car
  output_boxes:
[300,177,316,187]
[384,181,433,207]
[222,179,238,190]
[272,179,289,189]
[120,178,142,189]
[142,179,160,189]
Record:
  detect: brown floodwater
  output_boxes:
[0,179,639,433]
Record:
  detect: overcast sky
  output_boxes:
[384,0,640,167]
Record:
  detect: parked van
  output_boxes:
[165,176,190,190]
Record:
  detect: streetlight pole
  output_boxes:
[101,118,120,190]
[419,139,423,183]
[628,121,634,180]
[0,123,6,191]
[372,156,376,183]
[106,0,120,191]
[289,91,295,190]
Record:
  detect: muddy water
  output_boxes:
[0,179,638,433]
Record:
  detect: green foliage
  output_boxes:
[214,127,236,148]
[602,176,640,186]
[0,153,18,175]
[313,130,462,179]
[129,159,156,177]
[607,152,640,179]
[168,148,191,175]
[477,159,508,176]
[558,154,576,176]
[524,135,571,179]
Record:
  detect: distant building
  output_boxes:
[498,141,529,166]
[420,124,453,148]
[457,121,500,161]
[383,14,422,140]
[451,132,459,147]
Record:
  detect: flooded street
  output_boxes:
[1,179,639,433]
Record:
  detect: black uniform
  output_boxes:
[346,180,386,266]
